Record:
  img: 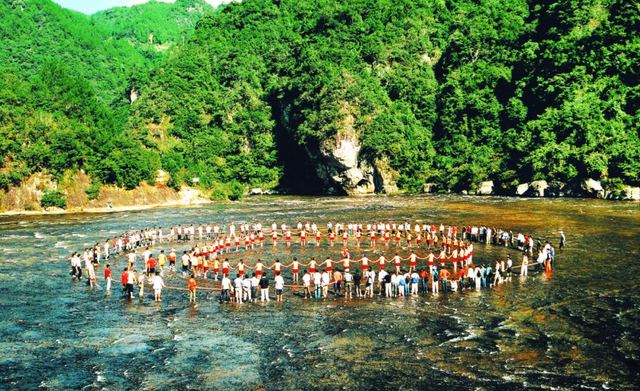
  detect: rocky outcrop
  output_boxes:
[477,181,494,195]
[314,137,376,195]
[581,178,605,198]
[529,180,548,197]
[621,186,640,201]
[312,135,403,195]
[422,183,437,193]
[0,172,58,211]
[547,181,570,197]
[515,183,529,196]
[373,157,398,194]
[0,171,211,214]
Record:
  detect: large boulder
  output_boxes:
[515,183,529,196]
[621,186,640,201]
[372,157,398,194]
[581,178,605,198]
[422,183,437,193]
[477,181,494,195]
[547,181,569,197]
[529,180,548,197]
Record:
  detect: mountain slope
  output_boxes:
[93,0,216,50]
[131,0,640,195]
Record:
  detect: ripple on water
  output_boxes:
[1,195,640,390]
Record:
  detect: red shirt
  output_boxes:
[148,258,156,269]
[188,278,196,290]
[121,271,128,284]
[105,268,111,279]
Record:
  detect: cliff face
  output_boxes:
[314,138,373,195]
[299,99,400,195]
[306,137,399,195]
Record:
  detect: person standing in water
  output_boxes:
[137,271,146,299]
[104,264,111,291]
[354,270,363,298]
[521,253,529,276]
[221,274,231,302]
[152,272,165,302]
[274,272,284,302]
[234,274,244,303]
[302,270,312,299]
[188,275,197,303]
[288,258,300,284]
[259,273,270,302]
[344,270,353,299]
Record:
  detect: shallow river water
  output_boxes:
[0,194,638,390]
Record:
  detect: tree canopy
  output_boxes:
[1,0,639,198]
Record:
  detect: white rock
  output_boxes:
[529,180,548,197]
[581,178,604,198]
[622,186,640,201]
[422,183,437,193]
[516,183,529,196]
[477,181,494,195]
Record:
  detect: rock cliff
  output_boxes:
[309,136,400,195]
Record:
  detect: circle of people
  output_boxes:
[70,220,560,303]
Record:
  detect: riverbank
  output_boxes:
[2,171,638,217]
[0,197,213,216]
[0,171,212,216]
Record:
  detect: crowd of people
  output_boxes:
[69,219,559,303]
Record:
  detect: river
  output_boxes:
[0,195,638,390]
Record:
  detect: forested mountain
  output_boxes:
[0,0,212,197]
[131,0,640,195]
[0,0,146,106]
[1,0,639,207]
[93,0,215,53]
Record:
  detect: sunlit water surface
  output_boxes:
[0,195,638,390]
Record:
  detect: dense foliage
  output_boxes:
[1,0,639,199]
[133,0,640,193]
[0,0,148,107]
[93,0,214,54]
[0,64,159,191]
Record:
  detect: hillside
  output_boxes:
[93,0,215,53]
[131,0,640,195]
[0,0,213,211]
[1,0,640,212]
[0,0,148,106]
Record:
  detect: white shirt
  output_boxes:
[152,275,165,290]
[302,274,311,287]
[275,275,284,289]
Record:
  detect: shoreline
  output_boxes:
[1,191,637,217]
[0,198,214,216]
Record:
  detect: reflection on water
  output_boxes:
[0,195,639,390]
